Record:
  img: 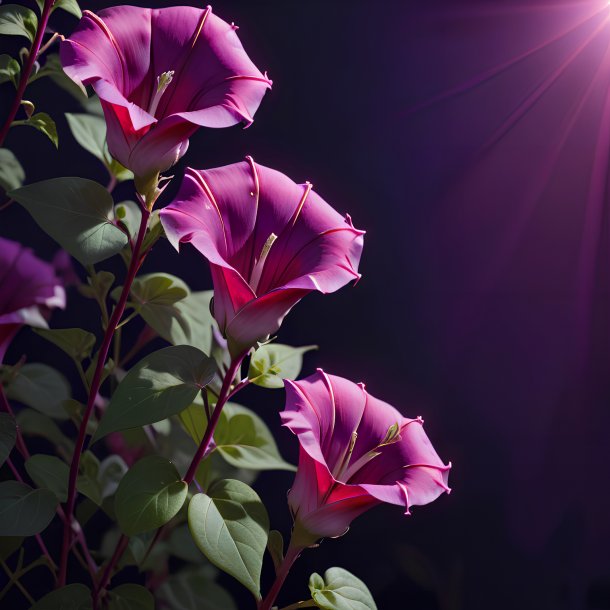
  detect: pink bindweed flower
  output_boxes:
[0,237,66,363]
[60,5,271,188]
[281,370,451,546]
[160,157,364,357]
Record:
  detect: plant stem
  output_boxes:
[99,356,249,582]
[58,209,151,587]
[92,533,128,608]
[259,545,302,610]
[0,0,55,147]
[0,559,35,604]
[183,354,245,484]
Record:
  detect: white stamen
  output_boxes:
[148,70,174,116]
[250,233,277,293]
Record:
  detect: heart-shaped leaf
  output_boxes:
[5,363,70,419]
[93,345,216,442]
[25,454,69,502]
[10,177,128,265]
[188,479,269,598]
[115,456,188,536]
[0,480,57,536]
[248,344,316,389]
[308,567,377,610]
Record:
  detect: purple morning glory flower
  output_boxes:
[281,370,451,545]
[0,237,66,363]
[160,157,364,356]
[60,5,271,185]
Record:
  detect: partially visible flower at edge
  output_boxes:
[160,157,364,357]
[281,370,451,547]
[60,5,272,197]
[0,237,66,363]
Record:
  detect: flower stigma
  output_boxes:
[148,70,175,116]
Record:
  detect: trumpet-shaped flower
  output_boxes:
[160,158,364,356]
[60,5,271,185]
[281,370,451,545]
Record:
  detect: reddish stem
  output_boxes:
[0,0,55,147]
[58,209,151,587]
[259,545,302,610]
[98,355,248,582]
[93,533,128,608]
[183,354,245,484]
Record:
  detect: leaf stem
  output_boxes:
[259,544,302,610]
[183,353,246,485]
[92,533,128,608]
[0,559,35,604]
[58,208,151,587]
[103,356,250,578]
[0,0,55,147]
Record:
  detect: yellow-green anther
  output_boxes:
[379,422,401,447]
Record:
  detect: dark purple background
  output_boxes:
[2,1,610,608]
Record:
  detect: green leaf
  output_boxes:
[5,363,70,419]
[180,402,294,472]
[65,113,133,182]
[168,524,204,563]
[115,455,188,536]
[79,269,115,303]
[0,148,24,192]
[0,5,37,42]
[16,409,73,454]
[13,112,58,147]
[9,177,128,265]
[30,584,92,610]
[0,480,57,536]
[114,201,141,238]
[159,567,237,610]
[93,345,216,442]
[308,567,377,610]
[108,584,154,610]
[34,327,96,361]
[25,454,69,502]
[65,113,107,162]
[53,0,82,18]
[122,278,214,351]
[0,55,20,87]
[169,290,215,351]
[248,344,317,389]
[126,273,190,341]
[76,451,102,506]
[267,529,284,573]
[188,479,269,598]
[30,53,88,101]
[0,413,16,467]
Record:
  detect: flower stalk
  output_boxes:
[58,207,151,587]
[259,544,302,610]
[0,0,56,147]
